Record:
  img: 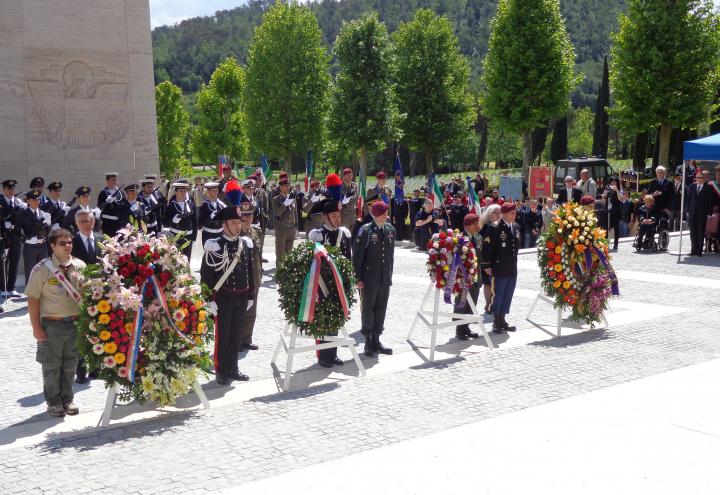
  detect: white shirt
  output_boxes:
[79,232,95,247]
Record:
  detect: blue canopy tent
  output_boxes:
[678,133,720,257]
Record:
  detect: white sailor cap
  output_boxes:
[204,182,220,189]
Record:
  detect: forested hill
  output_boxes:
[152,0,627,108]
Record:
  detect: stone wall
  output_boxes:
[0,0,159,197]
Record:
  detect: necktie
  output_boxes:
[87,237,95,256]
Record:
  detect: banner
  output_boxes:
[393,153,405,203]
[528,166,554,199]
[218,154,228,178]
[428,174,443,209]
[499,176,523,201]
[357,167,367,219]
[466,177,482,215]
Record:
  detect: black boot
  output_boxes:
[363,334,376,357]
[500,315,516,332]
[373,333,393,355]
[492,315,504,334]
[455,326,470,341]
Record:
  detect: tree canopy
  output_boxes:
[155,81,190,176]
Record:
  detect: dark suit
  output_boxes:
[686,183,714,255]
[71,232,100,265]
[557,187,582,205]
[647,178,675,211]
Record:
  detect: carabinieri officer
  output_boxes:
[481,202,520,334]
[352,200,395,357]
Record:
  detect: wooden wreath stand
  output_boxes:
[407,282,495,362]
[271,323,366,392]
[100,379,210,427]
[526,292,609,337]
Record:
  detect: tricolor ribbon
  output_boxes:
[445,240,472,307]
[571,246,620,297]
[126,269,194,382]
[298,243,349,323]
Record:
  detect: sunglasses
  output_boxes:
[56,240,73,247]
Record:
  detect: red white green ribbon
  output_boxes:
[298,243,349,323]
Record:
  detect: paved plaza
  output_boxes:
[0,233,719,494]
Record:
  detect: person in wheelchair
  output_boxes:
[634,195,663,251]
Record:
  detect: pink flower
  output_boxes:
[103,356,116,368]
[87,305,98,317]
[92,344,105,355]
[117,367,129,378]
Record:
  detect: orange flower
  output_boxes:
[554,264,563,272]
[574,244,586,253]
[553,281,561,288]
[546,241,556,249]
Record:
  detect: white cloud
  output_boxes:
[149,0,245,28]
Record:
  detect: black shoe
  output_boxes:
[500,315,517,332]
[216,375,230,385]
[492,316,504,334]
[242,343,259,351]
[75,374,88,384]
[467,329,479,339]
[363,340,376,357]
[333,357,344,366]
[229,371,250,382]
[318,359,333,368]
[455,331,470,341]
[373,334,393,355]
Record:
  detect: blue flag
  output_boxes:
[393,152,405,203]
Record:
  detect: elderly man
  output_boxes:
[647,166,674,214]
[578,169,598,198]
[26,229,86,416]
[687,170,714,256]
[557,176,582,205]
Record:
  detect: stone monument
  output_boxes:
[0,0,159,196]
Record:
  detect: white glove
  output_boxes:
[42,212,51,226]
[283,198,294,207]
[210,211,217,220]
[311,194,321,203]
[105,195,116,204]
[207,301,218,316]
[4,221,11,229]
[173,215,181,223]
[51,223,60,231]
[131,203,140,212]
[247,300,254,310]
[341,195,351,205]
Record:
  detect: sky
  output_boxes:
[150,0,720,29]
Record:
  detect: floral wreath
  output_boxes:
[425,229,478,305]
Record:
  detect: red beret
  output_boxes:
[497,198,505,205]
[279,178,290,186]
[376,171,387,179]
[279,172,289,179]
[463,213,479,227]
[370,201,388,217]
[310,180,320,187]
[580,195,595,205]
[222,165,232,171]
[342,168,353,175]
[500,203,516,213]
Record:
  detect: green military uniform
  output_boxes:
[302,188,325,236]
[271,191,298,265]
[25,254,86,412]
[340,181,358,230]
[237,227,263,350]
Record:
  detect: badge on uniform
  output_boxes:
[500,231,507,248]
[370,233,379,242]
[48,278,60,286]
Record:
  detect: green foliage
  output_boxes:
[330,13,397,166]
[610,0,720,134]
[392,9,474,173]
[567,107,594,157]
[592,57,610,157]
[486,125,522,166]
[191,57,247,164]
[244,2,331,165]
[155,81,190,176]
[482,0,579,137]
[276,241,357,339]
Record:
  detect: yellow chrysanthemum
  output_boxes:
[198,310,206,322]
[443,265,449,272]
[114,352,126,365]
[96,300,111,313]
[554,264,562,272]
[197,322,206,334]
[99,330,111,341]
[553,281,562,288]
[124,323,133,332]
[562,281,571,289]
[103,342,117,354]
[177,321,186,331]
[98,314,110,325]
[554,246,562,254]
[169,299,179,309]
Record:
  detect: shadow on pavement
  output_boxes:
[529,328,610,348]
[250,381,339,403]
[16,393,45,408]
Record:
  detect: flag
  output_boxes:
[218,154,228,178]
[428,174,443,209]
[357,167,367,219]
[305,150,314,192]
[466,176,482,215]
[393,152,405,203]
[258,153,270,184]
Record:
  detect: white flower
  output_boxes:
[87,305,98,317]
[103,357,116,369]
[89,321,97,332]
[92,344,104,355]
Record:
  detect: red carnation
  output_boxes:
[133,275,143,286]
[119,267,130,278]
[439,233,446,240]
[111,331,119,339]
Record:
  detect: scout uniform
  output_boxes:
[17,190,53,281]
[164,183,198,260]
[97,172,123,238]
[340,168,358,230]
[198,182,227,245]
[352,201,395,357]
[25,250,86,416]
[271,178,298,265]
[0,179,26,296]
[309,198,352,367]
[481,204,520,333]
[200,203,256,385]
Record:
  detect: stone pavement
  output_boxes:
[0,234,718,494]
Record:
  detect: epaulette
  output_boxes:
[204,238,221,252]
[338,226,351,238]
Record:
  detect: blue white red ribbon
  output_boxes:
[298,243,349,323]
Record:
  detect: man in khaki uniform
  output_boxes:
[302,180,325,236]
[26,228,86,417]
[271,178,297,265]
[340,167,358,230]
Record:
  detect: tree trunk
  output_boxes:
[425,150,434,175]
[522,130,532,175]
[359,145,368,181]
[658,123,672,168]
[409,151,417,176]
[286,155,293,175]
[632,132,648,171]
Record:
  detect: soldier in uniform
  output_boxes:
[271,178,298,265]
[144,174,166,230]
[139,179,162,234]
[340,168,357,230]
[309,198,352,367]
[198,182,227,245]
[352,201,395,357]
[251,172,271,262]
[42,182,68,232]
[369,171,393,205]
[164,182,197,260]
[201,200,258,385]
[302,180,326,236]
[97,172,123,238]
[454,213,482,340]
[25,228,85,417]
[17,190,53,285]
[217,165,236,202]
[117,184,147,228]
[29,177,50,207]
[0,179,26,297]
[236,193,263,352]
[63,186,101,235]
[481,203,520,334]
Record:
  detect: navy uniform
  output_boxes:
[29,177,50,208]
[164,183,197,260]
[116,184,148,229]
[17,190,53,284]
[198,182,227,245]
[200,204,257,385]
[139,179,163,233]
[352,201,395,357]
[454,214,482,341]
[1,179,27,296]
[481,204,520,333]
[63,186,101,235]
[97,172,123,238]
[42,182,68,232]
[309,199,352,367]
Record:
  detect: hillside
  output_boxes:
[152,0,627,108]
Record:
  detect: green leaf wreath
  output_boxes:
[276,241,357,339]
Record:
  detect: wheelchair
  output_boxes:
[633,216,669,252]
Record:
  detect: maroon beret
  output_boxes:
[370,201,388,217]
[500,203,516,213]
[376,171,387,179]
[580,195,595,206]
[463,213,479,227]
[279,178,290,186]
[342,167,353,176]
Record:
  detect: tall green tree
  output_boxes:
[393,9,474,174]
[550,115,568,164]
[568,107,594,157]
[191,57,246,164]
[610,0,720,168]
[330,13,396,178]
[244,2,330,169]
[592,57,610,157]
[155,81,190,176]
[482,0,578,170]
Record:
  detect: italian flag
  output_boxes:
[466,177,482,215]
[428,174,443,209]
